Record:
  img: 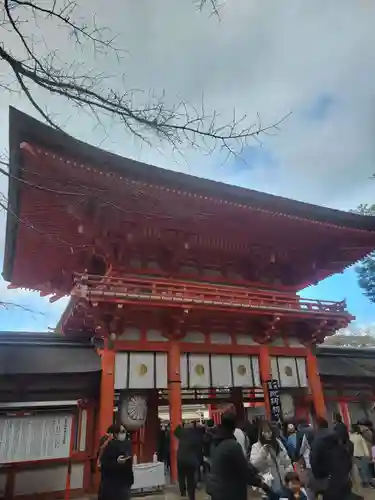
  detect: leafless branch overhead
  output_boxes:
[0,0,289,155]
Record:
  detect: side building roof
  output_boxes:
[316,345,375,379]
[0,331,100,376]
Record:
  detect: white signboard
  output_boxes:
[0,414,73,464]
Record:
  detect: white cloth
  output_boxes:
[299,434,311,469]
[250,439,293,492]
[350,432,371,458]
[233,428,247,456]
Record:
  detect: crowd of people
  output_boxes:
[96,413,375,500]
[172,412,375,500]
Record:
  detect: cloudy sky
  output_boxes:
[0,0,375,332]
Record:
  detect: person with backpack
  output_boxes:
[294,419,315,499]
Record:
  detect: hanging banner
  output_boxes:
[266,379,281,422]
[0,414,73,463]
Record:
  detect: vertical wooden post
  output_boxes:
[306,349,326,418]
[168,339,182,482]
[143,389,159,462]
[339,401,351,427]
[208,388,217,420]
[98,343,115,438]
[231,387,245,421]
[259,344,272,419]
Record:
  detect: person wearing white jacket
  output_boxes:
[250,421,293,495]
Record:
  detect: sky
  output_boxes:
[0,0,375,332]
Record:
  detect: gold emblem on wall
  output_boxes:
[237,365,247,376]
[195,364,205,377]
[138,363,148,376]
[284,366,293,377]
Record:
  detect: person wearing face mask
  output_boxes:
[100,423,134,500]
[250,421,293,497]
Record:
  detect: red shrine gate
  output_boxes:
[4,107,375,486]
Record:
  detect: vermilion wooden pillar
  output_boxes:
[259,344,272,419]
[208,388,217,419]
[339,401,351,427]
[168,339,182,482]
[231,387,245,422]
[143,389,159,462]
[98,344,115,437]
[306,349,326,418]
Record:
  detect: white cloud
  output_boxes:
[1,0,375,329]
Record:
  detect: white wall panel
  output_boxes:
[71,463,84,489]
[114,352,128,390]
[211,355,232,387]
[146,329,167,341]
[210,332,231,344]
[79,409,87,452]
[251,357,261,386]
[15,465,67,494]
[271,357,279,382]
[189,354,210,388]
[232,356,254,387]
[156,353,168,388]
[280,393,295,419]
[237,334,258,345]
[184,331,205,343]
[271,357,308,388]
[277,357,300,388]
[296,358,308,387]
[118,327,141,340]
[180,354,188,388]
[129,353,155,389]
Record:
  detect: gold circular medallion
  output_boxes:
[284,366,293,377]
[195,364,205,377]
[237,365,247,376]
[138,363,148,376]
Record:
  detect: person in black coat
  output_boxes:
[310,417,353,500]
[206,412,274,500]
[100,423,134,500]
[174,422,202,500]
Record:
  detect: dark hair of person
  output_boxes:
[258,420,280,454]
[316,416,329,429]
[107,424,116,434]
[297,418,308,427]
[285,471,301,485]
[352,423,360,434]
[221,412,237,432]
[111,423,124,436]
[333,412,343,424]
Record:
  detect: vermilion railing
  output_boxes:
[72,273,350,317]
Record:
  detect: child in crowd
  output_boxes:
[279,471,307,500]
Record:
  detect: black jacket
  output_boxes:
[175,425,201,467]
[100,438,134,499]
[206,426,263,500]
[310,429,352,500]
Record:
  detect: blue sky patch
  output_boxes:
[230,145,278,175]
[305,94,335,121]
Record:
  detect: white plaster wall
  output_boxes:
[14,463,84,495]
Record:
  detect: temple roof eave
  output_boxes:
[4,107,375,285]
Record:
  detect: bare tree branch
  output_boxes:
[0,0,290,156]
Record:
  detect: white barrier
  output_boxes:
[131,461,166,493]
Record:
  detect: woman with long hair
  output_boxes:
[250,420,293,496]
